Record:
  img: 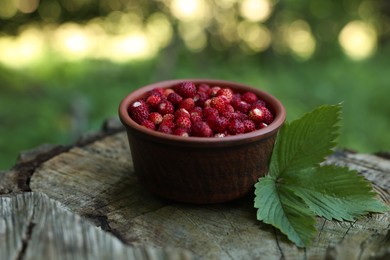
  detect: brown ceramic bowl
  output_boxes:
[119,79,286,204]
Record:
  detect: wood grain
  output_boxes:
[1,121,389,259]
[0,192,193,260]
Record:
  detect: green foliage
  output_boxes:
[254,104,388,247]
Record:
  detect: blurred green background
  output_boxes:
[1,0,389,170]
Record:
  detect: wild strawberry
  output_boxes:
[230,112,247,121]
[158,101,174,115]
[203,107,219,123]
[243,120,256,133]
[167,92,183,105]
[175,82,196,98]
[234,101,251,114]
[163,88,175,97]
[220,104,234,119]
[160,118,175,128]
[148,112,163,125]
[251,99,267,109]
[175,108,190,119]
[203,99,212,108]
[213,116,229,133]
[175,116,192,129]
[146,94,162,108]
[241,91,258,104]
[207,86,221,97]
[162,113,174,123]
[142,120,155,130]
[190,114,203,124]
[210,96,229,112]
[248,106,273,124]
[197,83,210,93]
[128,100,149,124]
[230,93,241,106]
[178,98,195,111]
[194,91,208,107]
[192,121,212,137]
[257,122,268,129]
[149,88,164,97]
[217,88,233,102]
[158,124,173,134]
[173,128,190,137]
[190,107,203,117]
[228,118,245,135]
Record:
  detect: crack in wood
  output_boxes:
[273,227,286,260]
[341,220,357,241]
[15,214,36,260]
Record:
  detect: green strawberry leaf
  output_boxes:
[255,104,388,248]
[269,104,341,178]
[285,165,388,221]
[254,176,316,247]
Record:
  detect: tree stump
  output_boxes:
[1,119,389,259]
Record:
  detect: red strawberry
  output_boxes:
[251,99,267,109]
[146,94,162,108]
[228,118,245,135]
[141,120,155,130]
[241,91,258,104]
[167,92,183,105]
[148,112,163,125]
[158,124,173,134]
[248,106,273,124]
[197,83,210,93]
[217,88,233,102]
[178,98,195,111]
[158,101,174,115]
[128,100,149,124]
[173,128,190,137]
[163,88,175,97]
[175,116,192,129]
[234,101,251,114]
[207,86,221,97]
[175,82,197,98]
[175,108,190,119]
[210,96,228,112]
[243,120,256,133]
[194,91,208,107]
[190,107,203,117]
[192,121,212,137]
[213,116,229,133]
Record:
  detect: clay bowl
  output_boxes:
[118,79,286,204]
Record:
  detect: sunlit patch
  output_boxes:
[17,0,39,14]
[53,23,94,60]
[108,32,157,62]
[0,27,44,68]
[239,0,272,22]
[178,22,207,52]
[338,20,377,60]
[170,0,209,22]
[214,0,237,9]
[238,21,271,52]
[146,13,173,48]
[0,0,18,19]
[285,20,316,60]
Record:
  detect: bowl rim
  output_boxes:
[119,78,286,146]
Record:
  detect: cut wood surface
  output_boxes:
[1,119,389,259]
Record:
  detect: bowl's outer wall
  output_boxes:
[126,129,277,204]
[119,79,286,204]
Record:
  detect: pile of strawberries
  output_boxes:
[128,82,274,137]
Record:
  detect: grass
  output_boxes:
[1,48,389,170]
